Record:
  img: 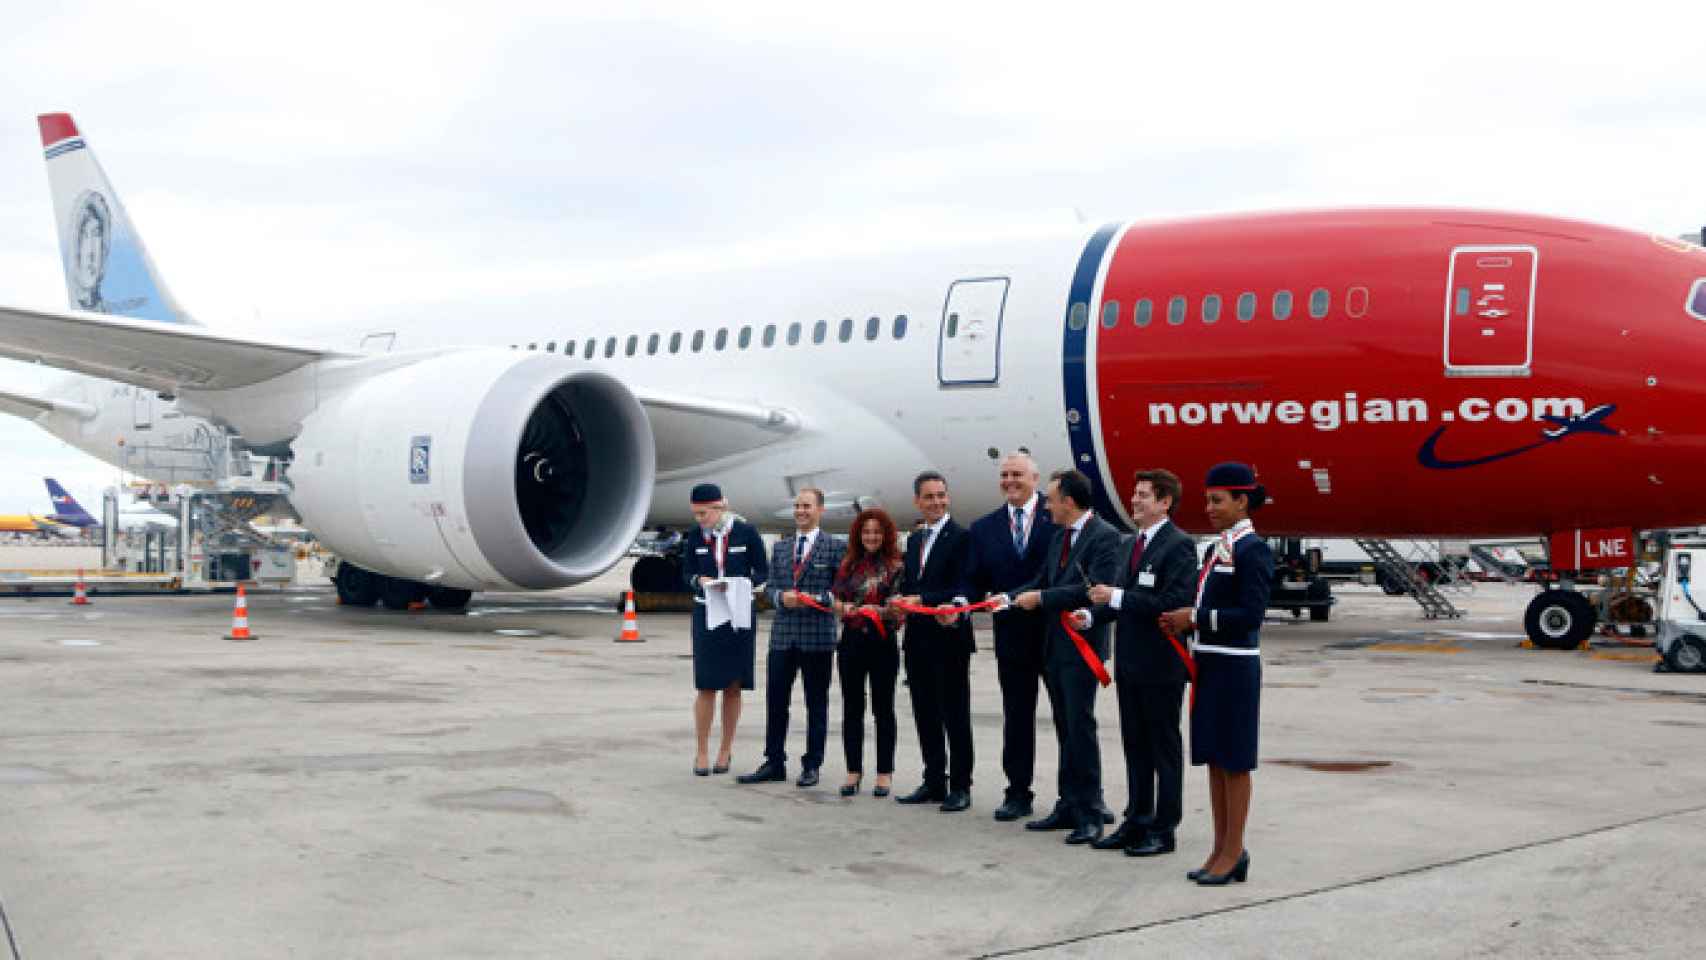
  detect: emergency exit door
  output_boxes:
[1444,245,1537,377]
[938,277,1008,386]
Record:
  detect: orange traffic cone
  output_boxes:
[616,590,643,642]
[226,585,256,641]
[70,569,90,606]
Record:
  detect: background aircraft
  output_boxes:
[1,114,1703,643]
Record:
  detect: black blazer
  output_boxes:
[1093,520,1198,685]
[1016,513,1123,660]
[901,517,975,655]
[966,500,1056,659]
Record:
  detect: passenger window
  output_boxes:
[763,324,777,347]
[546,341,557,353]
[584,338,595,358]
[1202,295,1221,324]
[813,319,827,344]
[625,335,638,356]
[1166,296,1186,326]
[1100,301,1119,328]
[1455,287,1471,316]
[1272,291,1293,320]
[738,326,752,349]
[946,312,960,338]
[1236,292,1256,322]
[865,316,880,340]
[839,318,853,342]
[1688,278,1706,320]
[528,342,537,351]
[1133,298,1152,327]
[1347,286,1370,318]
[1309,288,1330,318]
[604,337,617,358]
[788,322,802,346]
[1068,302,1088,330]
[893,315,908,339]
[691,330,705,352]
[712,329,726,351]
[646,333,659,355]
[669,331,682,354]
[565,340,576,357]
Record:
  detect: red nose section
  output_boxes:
[37,113,79,147]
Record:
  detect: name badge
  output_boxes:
[730,545,747,553]
[695,547,709,554]
[1137,571,1156,587]
[1211,565,1235,575]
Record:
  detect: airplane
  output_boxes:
[0,512,74,537]
[2,112,1704,646]
[41,477,178,532]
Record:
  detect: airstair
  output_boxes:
[1354,538,1465,619]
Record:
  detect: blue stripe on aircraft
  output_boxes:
[1061,222,1126,530]
[44,139,86,159]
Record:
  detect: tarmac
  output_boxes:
[2,571,1704,958]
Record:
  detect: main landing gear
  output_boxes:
[1522,589,1596,650]
[334,561,473,611]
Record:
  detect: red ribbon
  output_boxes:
[1162,626,1198,709]
[891,598,1003,617]
[1059,611,1112,687]
[797,593,888,639]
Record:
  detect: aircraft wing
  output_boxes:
[0,385,95,422]
[0,303,347,393]
[632,388,802,474]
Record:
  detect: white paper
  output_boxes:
[703,576,753,631]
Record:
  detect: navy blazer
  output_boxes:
[1092,519,1198,684]
[682,519,770,599]
[1016,513,1124,661]
[901,516,975,655]
[967,499,1056,659]
[1193,530,1273,651]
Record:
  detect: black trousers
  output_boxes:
[903,634,974,792]
[994,626,1048,803]
[837,627,899,774]
[763,647,834,770]
[1115,678,1186,832]
[1043,644,1103,826]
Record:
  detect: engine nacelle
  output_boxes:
[289,351,655,591]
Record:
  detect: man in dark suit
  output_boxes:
[1088,468,1198,856]
[1003,469,1123,845]
[966,452,1056,822]
[892,470,976,813]
[739,487,847,788]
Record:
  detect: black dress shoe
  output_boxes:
[1065,820,1104,845]
[1196,851,1250,886]
[1025,808,1072,831]
[1090,822,1143,851]
[939,790,971,813]
[895,784,947,804]
[1098,802,1117,825]
[735,762,786,784]
[796,768,820,788]
[992,798,1033,822]
[1125,831,1176,857]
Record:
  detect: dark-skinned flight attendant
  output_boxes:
[1161,462,1272,887]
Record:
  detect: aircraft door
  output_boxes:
[938,277,1009,386]
[1444,245,1537,377]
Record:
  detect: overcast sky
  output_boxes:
[1,1,1703,514]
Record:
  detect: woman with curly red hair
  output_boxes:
[831,507,906,797]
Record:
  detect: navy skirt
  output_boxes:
[1189,651,1261,772]
[691,606,756,691]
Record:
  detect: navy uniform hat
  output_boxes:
[1205,461,1266,510]
[690,482,723,505]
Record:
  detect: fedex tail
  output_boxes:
[38,113,191,324]
[44,478,96,528]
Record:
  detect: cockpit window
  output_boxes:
[1690,278,1706,321]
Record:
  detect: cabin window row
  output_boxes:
[1088,287,1370,329]
[515,315,910,356]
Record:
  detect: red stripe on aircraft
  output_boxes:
[37,113,80,147]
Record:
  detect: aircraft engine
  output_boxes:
[288,351,655,591]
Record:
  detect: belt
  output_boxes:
[1194,643,1260,657]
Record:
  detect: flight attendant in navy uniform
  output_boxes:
[683,483,770,777]
[1162,462,1272,887]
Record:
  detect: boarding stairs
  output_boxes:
[1355,538,1466,619]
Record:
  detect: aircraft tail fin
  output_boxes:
[38,113,195,325]
[44,478,94,522]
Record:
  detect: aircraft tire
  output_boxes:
[1524,590,1594,650]
[429,587,474,611]
[631,555,683,594]
[380,576,429,611]
[1310,604,1331,622]
[336,564,380,607]
[1665,634,1706,673]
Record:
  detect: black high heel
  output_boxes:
[840,776,863,797]
[1195,851,1249,886]
[712,753,732,775]
[872,778,892,798]
[694,755,710,777]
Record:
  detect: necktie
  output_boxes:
[1130,533,1147,576]
[1011,507,1026,554]
[1059,527,1075,570]
[793,535,809,582]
